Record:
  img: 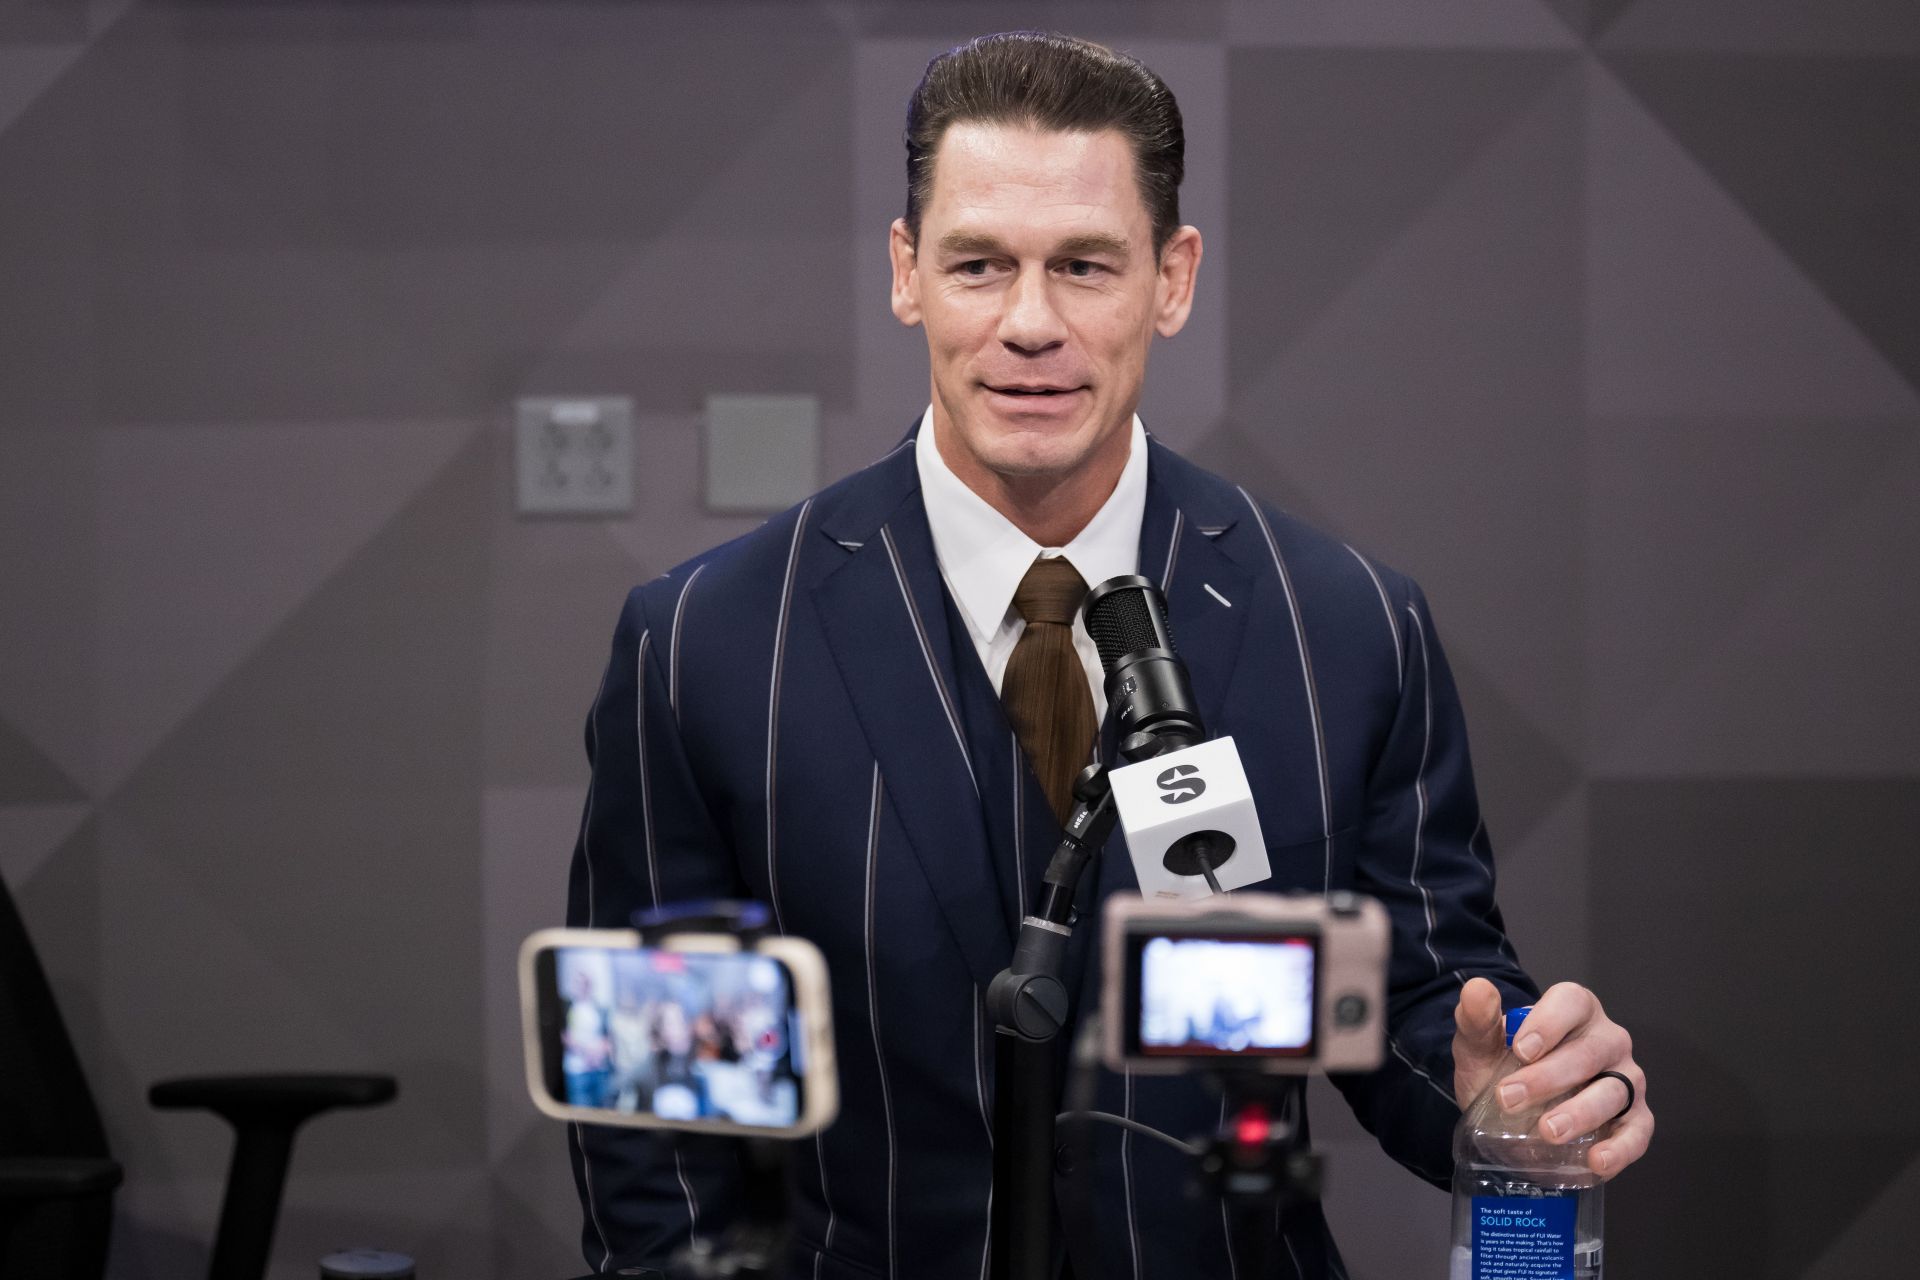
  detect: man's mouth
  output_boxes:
[985,384,1082,397]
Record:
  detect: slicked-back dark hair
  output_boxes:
[904,31,1185,254]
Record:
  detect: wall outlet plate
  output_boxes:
[515,396,634,516]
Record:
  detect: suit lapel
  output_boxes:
[812,450,1011,990]
[1139,439,1255,753]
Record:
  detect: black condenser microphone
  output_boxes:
[1082,575,1204,761]
[1083,575,1270,897]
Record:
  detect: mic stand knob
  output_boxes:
[987,968,1069,1041]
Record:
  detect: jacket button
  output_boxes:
[1055,1142,1077,1175]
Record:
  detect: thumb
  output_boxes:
[1451,977,1506,1107]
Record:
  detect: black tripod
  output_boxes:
[1198,1076,1323,1280]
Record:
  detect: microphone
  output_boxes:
[1083,577,1270,899]
[1084,576,1205,760]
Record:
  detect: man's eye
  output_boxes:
[960,260,991,276]
[1065,260,1101,278]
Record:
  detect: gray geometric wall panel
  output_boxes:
[1,2,1915,1277]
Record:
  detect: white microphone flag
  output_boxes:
[1106,736,1271,899]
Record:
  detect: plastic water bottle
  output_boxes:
[1449,1006,1602,1279]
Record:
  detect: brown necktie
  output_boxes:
[1001,557,1098,824]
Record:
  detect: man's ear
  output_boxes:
[1153,225,1204,338]
[889,218,923,328]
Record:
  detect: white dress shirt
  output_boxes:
[914,406,1148,716]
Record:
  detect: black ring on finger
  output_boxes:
[1590,1069,1635,1124]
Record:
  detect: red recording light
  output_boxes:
[1234,1105,1270,1148]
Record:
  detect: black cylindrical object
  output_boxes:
[1082,575,1204,759]
[208,1122,297,1280]
[990,1029,1058,1280]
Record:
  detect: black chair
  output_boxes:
[0,868,397,1280]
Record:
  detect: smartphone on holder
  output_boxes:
[519,927,837,1138]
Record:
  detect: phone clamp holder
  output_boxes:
[631,900,774,948]
[627,901,790,1280]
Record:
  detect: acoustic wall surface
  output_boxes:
[1,2,1915,1276]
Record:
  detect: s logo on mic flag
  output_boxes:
[1156,764,1206,804]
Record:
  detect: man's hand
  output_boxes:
[1451,977,1653,1180]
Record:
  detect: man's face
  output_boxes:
[889,123,1201,491]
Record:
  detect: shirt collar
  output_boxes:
[914,405,1148,649]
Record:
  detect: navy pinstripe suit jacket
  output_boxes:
[566,429,1537,1278]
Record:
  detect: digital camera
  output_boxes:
[1100,891,1389,1075]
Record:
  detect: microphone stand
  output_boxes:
[983,574,1237,1277]
[984,766,1119,1280]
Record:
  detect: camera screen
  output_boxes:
[1136,933,1318,1057]
[544,945,804,1128]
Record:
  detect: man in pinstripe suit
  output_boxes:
[567,32,1652,1279]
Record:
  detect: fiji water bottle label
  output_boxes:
[1470,1194,1577,1280]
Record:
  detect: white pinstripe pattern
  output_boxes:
[1390,1035,1457,1106]
[631,626,700,1244]
[571,1122,613,1273]
[972,986,993,1150]
[1405,604,1446,978]
[572,652,618,1274]
[673,1153,701,1246]
[1122,1068,1141,1280]
[822,437,910,556]
[973,987,993,1280]
[863,763,898,1280]
[870,436,914,467]
[668,562,706,716]
[1160,508,1185,591]
[1467,820,1524,967]
[1343,544,1403,691]
[574,649,616,1271]
[764,499,815,936]
[634,631,661,909]
[1238,489,1334,890]
[1216,1093,1237,1280]
[813,1120,837,1276]
[978,1189,992,1280]
[879,523,979,796]
[579,657,612,927]
[1010,734,1027,919]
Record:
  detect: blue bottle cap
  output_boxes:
[319,1251,415,1280]
[1505,1005,1534,1047]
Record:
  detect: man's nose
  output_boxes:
[996,267,1067,354]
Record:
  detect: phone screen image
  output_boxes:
[1135,933,1319,1058]
[544,945,804,1129]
